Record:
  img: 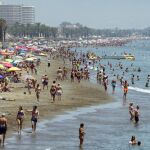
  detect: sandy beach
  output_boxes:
[0,55,112,138]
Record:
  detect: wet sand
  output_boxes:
[0,56,112,138]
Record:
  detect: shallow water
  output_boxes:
[4,40,150,149]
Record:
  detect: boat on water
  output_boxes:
[87,52,98,60]
[101,54,135,60]
[124,54,135,60]
[87,51,135,61]
[101,55,125,60]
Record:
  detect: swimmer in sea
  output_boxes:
[129,136,141,146]
[129,136,137,145]
[16,106,25,134]
[79,123,85,147]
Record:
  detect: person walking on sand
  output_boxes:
[50,84,57,102]
[16,106,25,134]
[26,78,32,94]
[47,58,50,68]
[56,83,63,101]
[79,123,85,147]
[27,106,39,133]
[0,114,7,146]
[35,84,41,102]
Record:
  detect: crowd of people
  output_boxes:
[0,40,146,148]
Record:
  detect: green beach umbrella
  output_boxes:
[5,59,13,63]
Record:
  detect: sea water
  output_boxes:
[4,40,150,150]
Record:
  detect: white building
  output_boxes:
[22,6,35,24]
[0,4,35,26]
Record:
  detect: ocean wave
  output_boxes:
[129,86,150,94]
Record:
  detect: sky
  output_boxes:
[2,0,150,29]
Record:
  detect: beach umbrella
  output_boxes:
[26,54,35,57]
[25,57,37,61]
[5,59,13,63]
[8,67,21,72]
[0,64,4,69]
[13,60,23,64]
[19,52,26,56]
[0,75,4,79]
[2,62,13,68]
[14,56,23,60]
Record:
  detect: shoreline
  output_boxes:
[0,55,112,140]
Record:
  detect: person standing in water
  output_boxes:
[27,106,39,133]
[0,114,7,146]
[131,75,135,85]
[111,79,116,94]
[79,123,85,147]
[123,80,129,100]
[129,103,134,121]
[16,106,25,134]
[134,105,140,124]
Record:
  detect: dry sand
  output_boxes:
[0,56,112,138]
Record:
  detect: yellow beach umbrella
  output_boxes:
[0,64,4,69]
[25,57,37,61]
[8,67,21,72]
[25,58,34,61]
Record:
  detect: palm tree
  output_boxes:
[0,18,7,48]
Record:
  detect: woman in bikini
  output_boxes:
[56,84,63,101]
[16,106,25,134]
[50,84,57,102]
[27,106,39,133]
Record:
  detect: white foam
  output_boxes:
[45,148,51,150]
[129,86,150,94]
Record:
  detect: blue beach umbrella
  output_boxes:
[0,75,4,79]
